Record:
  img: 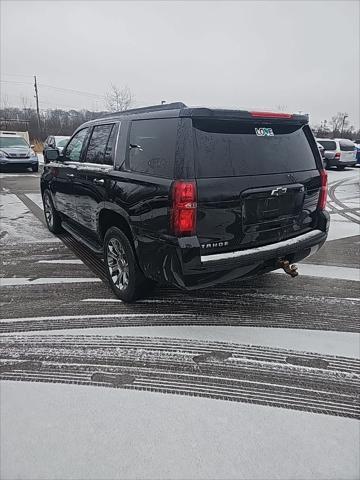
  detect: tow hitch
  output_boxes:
[278,259,299,278]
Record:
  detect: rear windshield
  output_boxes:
[317,140,336,151]
[339,140,355,152]
[193,119,317,178]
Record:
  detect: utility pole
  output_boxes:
[341,114,348,136]
[34,75,41,133]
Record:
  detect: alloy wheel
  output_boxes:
[107,238,130,291]
[44,194,54,228]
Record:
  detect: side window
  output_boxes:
[84,124,115,165]
[64,128,89,162]
[128,118,178,178]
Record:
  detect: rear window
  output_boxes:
[193,119,317,178]
[339,140,355,152]
[128,118,178,178]
[317,140,336,151]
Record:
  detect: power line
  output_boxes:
[1,79,105,99]
[0,80,33,86]
[1,73,34,79]
[39,83,105,99]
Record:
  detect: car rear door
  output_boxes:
[193,118,322,254]
[73,123,119,237]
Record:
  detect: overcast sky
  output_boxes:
[1,0,359,127]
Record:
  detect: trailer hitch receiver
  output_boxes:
[277,259,299,278]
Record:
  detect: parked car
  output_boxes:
[43,135,70,163]
[41,103,329,302]
[316,141,325,164]
[316,138,357,169]
[0,131,39,172]
[353,139,360,166]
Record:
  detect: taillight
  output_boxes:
[171,180,197,236]
[318,169,328,210]
[335,152,341,159]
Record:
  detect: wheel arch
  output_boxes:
[98,207,136,250]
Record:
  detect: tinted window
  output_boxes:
[129,119,178,178]
[85,124,115,165]
[104,124,117,165]
[317,140,336,151]
[339,140,355,152]
[64,128,89,162]
[193,119,317,178]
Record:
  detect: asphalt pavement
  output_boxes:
[1,166,359,479]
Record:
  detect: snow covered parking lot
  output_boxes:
[0,167,359,479]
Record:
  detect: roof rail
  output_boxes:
[103,102,187,117]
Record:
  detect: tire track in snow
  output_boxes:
[0,335,359,419]
[328,178,360,225]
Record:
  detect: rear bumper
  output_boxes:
[139,211,330,290]
[327,158,356,167]
[200,229,326,265]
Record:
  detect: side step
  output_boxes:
[61,221,103,255]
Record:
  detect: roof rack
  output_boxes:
[103,102,187,117]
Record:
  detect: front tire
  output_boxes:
[43,190,62,233]
[104,227,153,302]
[337,166,345,170]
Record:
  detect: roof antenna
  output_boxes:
[161,100,166,105]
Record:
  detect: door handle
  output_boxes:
[66,173,75,178]
[93,178,105,186]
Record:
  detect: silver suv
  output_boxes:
[316,138,356,170]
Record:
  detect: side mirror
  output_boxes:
[46,149,60,162]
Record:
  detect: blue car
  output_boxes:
[354,141,360,165]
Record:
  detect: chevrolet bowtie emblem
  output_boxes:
[271,187,288,196]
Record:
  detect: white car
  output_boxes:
[316,138,357,170]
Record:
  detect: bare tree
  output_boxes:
[20,95,32,111]
[105,84,133,112]
[330,112,349,136]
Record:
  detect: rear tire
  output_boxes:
[32,164,39,172]
[104,226,154,302]
[43,190,62,233]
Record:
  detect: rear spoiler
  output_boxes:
[180,108,309,124]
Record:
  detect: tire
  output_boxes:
[42,190,62,233]
[32,164,39,172]
[104,226,154,302]
[337,166,345,170]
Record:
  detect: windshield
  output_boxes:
[56,138,69,147]
[0,137,29,148]
[193,119,317,178]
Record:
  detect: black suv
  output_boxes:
[41,103,329,302]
